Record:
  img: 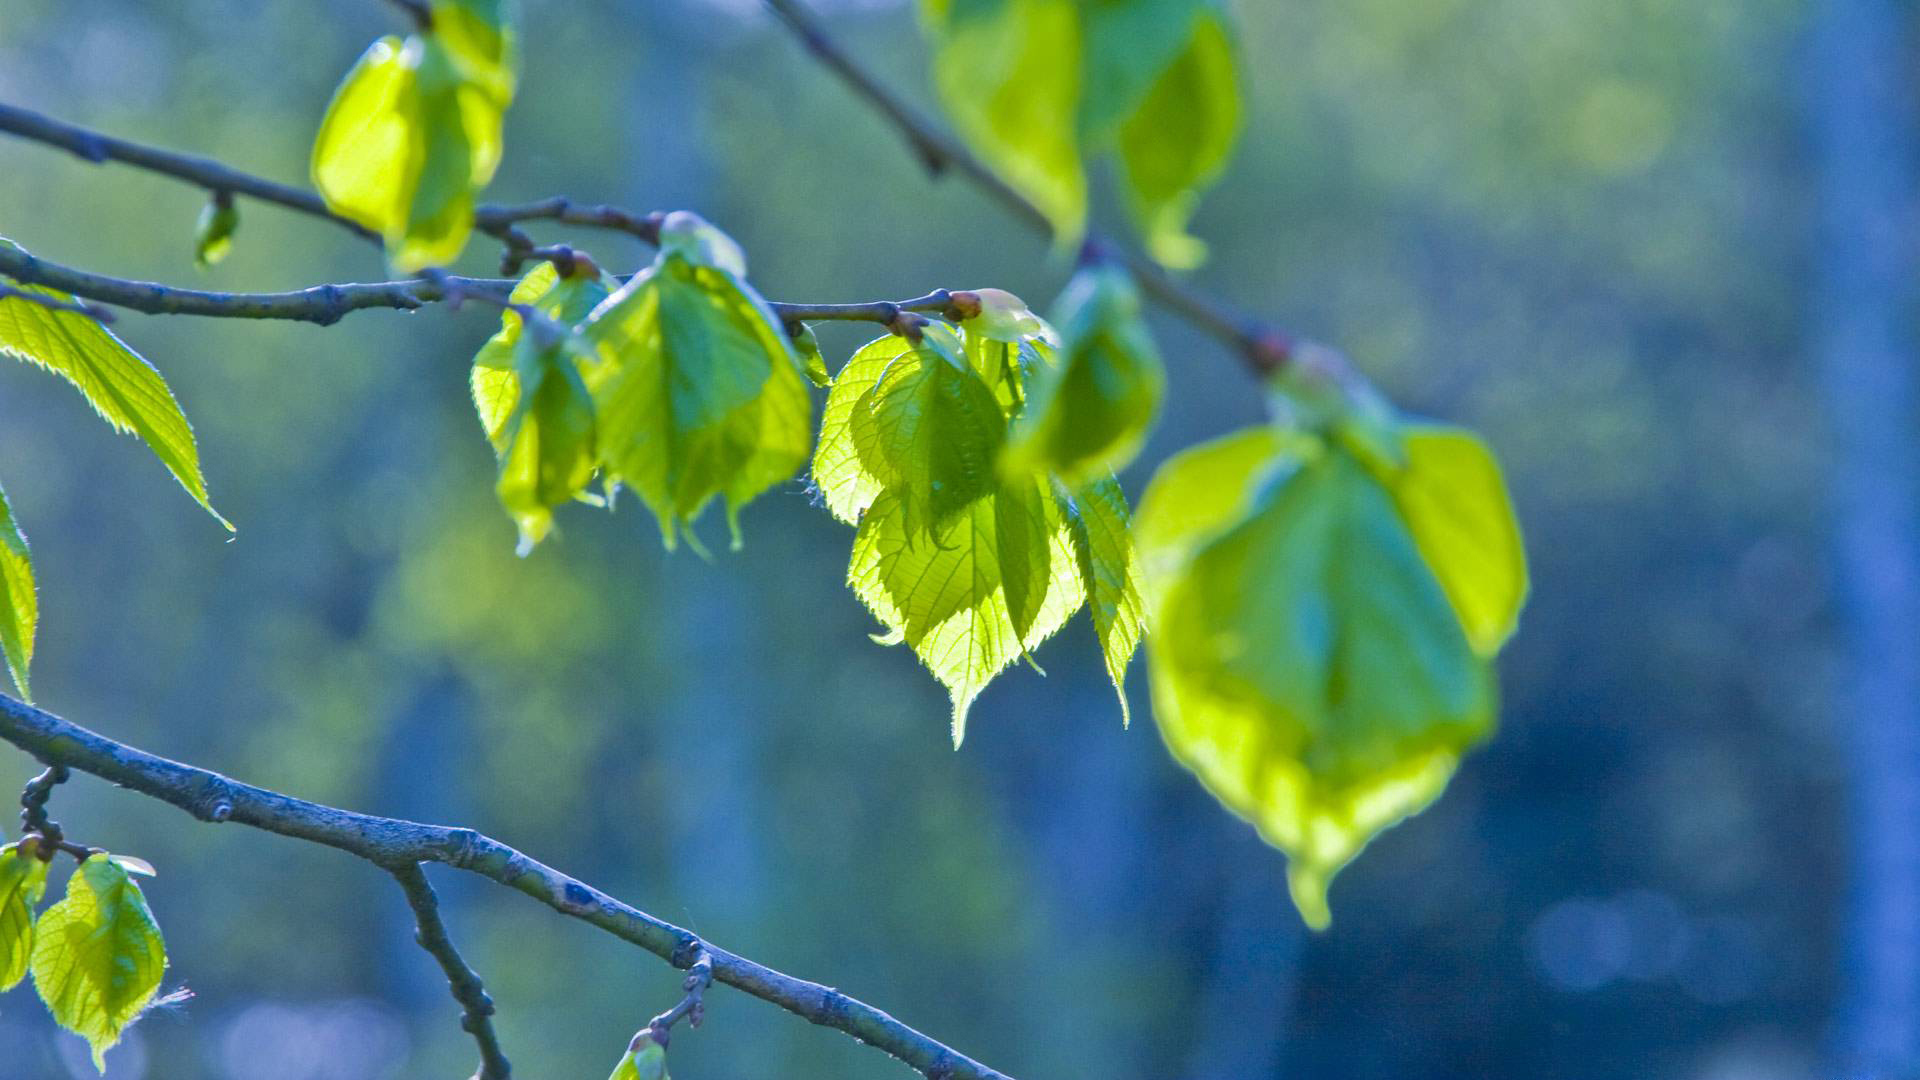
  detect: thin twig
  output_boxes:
[392,862,513,1080]
[647,948,715,1043]
[0,691,1014,1080]
[0,104,659,255]
[760,0,1300,375]
[0,244,981,337]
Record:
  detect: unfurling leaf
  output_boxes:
[0,479,34,700]
[0,841,49,991]
[793,323,831,388]
[580,230,811,550]
[1115,10,1241,268]
[192,196,238,269]
[817,318,1140,742]
[30,854,167,1071]
[608,1029,671,1080]
[1003,264,1164,485]
[918,0,1241,263]
[0,253,228,528]
[311,5,516,272]
[921,0,1087,245]
[470,262,615,552]
[1136,422,1524,929]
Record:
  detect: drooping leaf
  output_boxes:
[470,261,615,450]
[922,0,1087,244]
[1377,425,1529,656]
[493,335,598,555]
[849,340,1007,537]
[1077,0,1206,144]
[813,334,919,525]
[0,261,228,528]
[430,0,519,106]
[1064,476,1144,725]
[1137,430,1496,929]
[0,842,48,991]
[30,854,167,1071]
[311,24,513,272]
[581,238,811,549]
[1003,264,1165,484]
[1116,9,1241,268]
[792,323,831,388]
[608,1029,671,1080]
[0,478,34,700]
[192,197,238,269]
[848,477,1080,744]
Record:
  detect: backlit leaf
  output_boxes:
[849,340,1006,536]
[0,478,33,700]
[1064,476,1144,725]
[1116,10,1241,268]
[1137,430,1496,929]
[312,26,513,272]
[1004,264,1165,484]
[471,261,615,450]
[30,854,167,1071]
[581,246,811,549]
[192,198,237,269]
[431,0,519,106]
[0,842,48,992]
[608,1030,671,1080]
[813,334,918,525]
[0,259,227,528]
[494,335,598,555]
[922,0,1087,244]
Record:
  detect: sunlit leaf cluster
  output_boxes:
[1136,401,1527,926]
[814,297,1145,744]
[312,0,519,270]
[920,0,1242,266]
[1,845,170,1071]
[469,214,813,554]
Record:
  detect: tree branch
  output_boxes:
[0,104,659,251]
[392,862,513,1080]
[0,243,975,338]
[760,0,1300,376]
[0,691,1014,1080]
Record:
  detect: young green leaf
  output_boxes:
[848,476,1081,744]
[311,24,513,272]
[1003,264,1165,485]
[192,197,238,269]
[0,261,228,528]
[849,340,1007,537]
[580,243,811,549]
[814,334,919,525]
[430,0,519,106]
[30,854,168,1071]
[1064,476,1144,725]
[494,335,598,555]
[608,1029,671,1080]
[921,0,1088,245]
[1116,9,1241,268]
[0,478,34,700]
[471,261,615,450]
[793,323,831,388]
[1137,430,1496,929]
[0,842,48,992]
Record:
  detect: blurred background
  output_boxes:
[0,0,1894,1077]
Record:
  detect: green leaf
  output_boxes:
[30,854,167,1071]
[849,340,1007,537]
[1064,476,1144,725]
[1137,430,1494,929]
[493,336,598,555]
[1377,425,1529,656]
[471,261,615,450]
[581,250,812,549]
[814,334,919,525]
[311,30,510,271]
[1077,0,1206,144]
[0,264,228,528]
[608,1030,671,1080]
[1116,10,1241,268]
[848,477,1081,744]
[793,323,830,388]
[192,198,237,269]
[1003,264,1165,485]
[430,0,519,105]
[0,842,48,992]
[922,0,1088,245]
[0,478,34,700]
